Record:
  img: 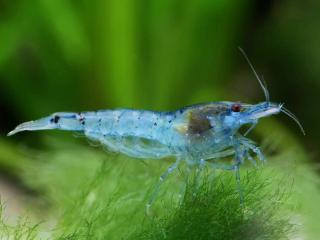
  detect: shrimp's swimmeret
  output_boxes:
[8,49,305,207]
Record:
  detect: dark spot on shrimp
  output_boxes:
[154,122,157,126]
[79,115,86,126]
[51,115,60,124]
[168,120,172,123]
[187,110,213,135]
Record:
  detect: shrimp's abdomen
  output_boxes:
[83,109,178,158]
[84,110,167,139]
[8,109,182,159]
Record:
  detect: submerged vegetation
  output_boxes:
[130,170,294,240]
[0,138,296,239]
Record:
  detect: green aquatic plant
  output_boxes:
[0,143,294,240]
[0,203,40,240]
[129,170,294,240]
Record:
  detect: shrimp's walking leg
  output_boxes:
[239,136,265,163]
[193,159,206,192]
[245,149,257,166]
[203,149,237,170]
[234,154,244,207]
[146,159,180,213]
[208,147,244,207]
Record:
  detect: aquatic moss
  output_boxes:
[129,170,293,240]
[0,139,295,240]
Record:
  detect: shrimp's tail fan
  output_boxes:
[8,112,83,136]
[8,117,56,136]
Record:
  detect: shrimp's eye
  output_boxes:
[231,103,241,112]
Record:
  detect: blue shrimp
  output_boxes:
[8,49,305,208]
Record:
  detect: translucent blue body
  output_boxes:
[8,102,279,165]
[9,100,304,208]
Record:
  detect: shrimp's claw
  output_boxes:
[7,117,55,136]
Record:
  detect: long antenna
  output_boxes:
[238,47,270,102]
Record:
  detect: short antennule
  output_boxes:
[238,47,270,102]
[280,105,306,135]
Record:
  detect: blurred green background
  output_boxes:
[1,0,319,150]
[0,0,320,239]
